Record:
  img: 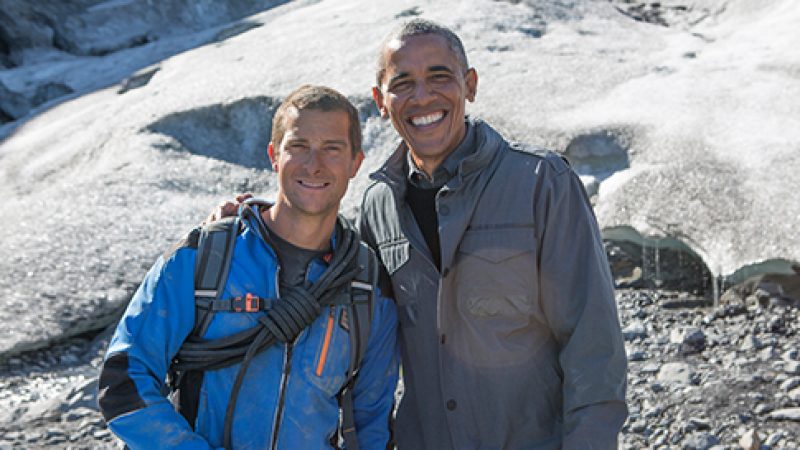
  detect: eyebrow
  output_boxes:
[286,138,348,146]
[388,65,456,85]
[428,65,455,74]
[388,72,410,86]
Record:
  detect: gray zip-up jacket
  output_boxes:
[359,120,627,450]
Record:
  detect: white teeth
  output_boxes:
[411,111,444,126]
[299,181,327,188]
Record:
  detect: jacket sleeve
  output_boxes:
[98,249,221,450]
[358,197,395,299]
[351,289,400,450]
[534,166,628,449]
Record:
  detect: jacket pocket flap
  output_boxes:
[458,226,535,263]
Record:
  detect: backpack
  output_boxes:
[168,210,378,450]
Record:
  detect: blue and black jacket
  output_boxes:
[98,206,399,449]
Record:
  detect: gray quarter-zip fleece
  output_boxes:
[359,119,627,450]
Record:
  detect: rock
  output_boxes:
[739,335,763,352]
[755,403,775,415]
[642,399,662,418]
[687,416,711,431]
[768,408,800,421]
[623,321,647,341]
[768,315,786,334]
[682,431,719,450]
[0,80,32,119]
[788,387,800,402]
[63,407,96,422]
[673,328,706,355]
[627,350,649,361]
[782,377,800,392]
[658,362,693,386]
[759,346,779,362]
[641,362,662,374]
[786,361,800,375]
[765,430,784,446]
[118,67,161,95]
[738,429,760,450]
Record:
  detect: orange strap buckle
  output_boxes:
[245,293,259,312]
[233,293,260,312]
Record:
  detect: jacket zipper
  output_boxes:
[269,268,288,450]
[270,259,316,449]
[270,342,293,450]
[315,307,335,377]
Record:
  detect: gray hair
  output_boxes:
[375,19,469,86]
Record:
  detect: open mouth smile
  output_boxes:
[297,180,330,189]
[408,110,446,127]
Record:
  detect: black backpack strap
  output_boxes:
[193,216,241,336]
[339,242,378,450]
[171,216,242,429]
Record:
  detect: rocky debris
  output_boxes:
[0,327,116,449]
[620,289,800,449]
[0,0,288,125]
[1,286,796,448]
[607,0,726,29]
[0,0,287,61]
[721,268,800,310]
[0,79,74,122]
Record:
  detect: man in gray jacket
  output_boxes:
[359,19,628,449]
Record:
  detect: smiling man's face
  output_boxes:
[373,33,477,173]
[269,107,363,222]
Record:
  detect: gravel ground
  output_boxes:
[1,286,797,449]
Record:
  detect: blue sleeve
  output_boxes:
[351,290,399,450]
[98,248,221,450]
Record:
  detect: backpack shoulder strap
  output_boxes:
[169,216,242,429]
[339,242,379,450]
[192,216,241,337]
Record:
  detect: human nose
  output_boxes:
[301,146,324,171]
[410,79,435,104]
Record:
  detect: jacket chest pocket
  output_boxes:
[300,306,349,396]
[454,226,539,321]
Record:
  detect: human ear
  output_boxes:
[372,86,388,119]
[465,68,478,102]
[268,142,279,171]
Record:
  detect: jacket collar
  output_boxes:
[370,118,506,193]
[239,199,344,256]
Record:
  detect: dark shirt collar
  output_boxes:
[406,120,476,189]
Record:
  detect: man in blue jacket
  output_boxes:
[98,85,399,450]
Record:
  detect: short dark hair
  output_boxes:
[271,84,362,156]
[375,19,469,86]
